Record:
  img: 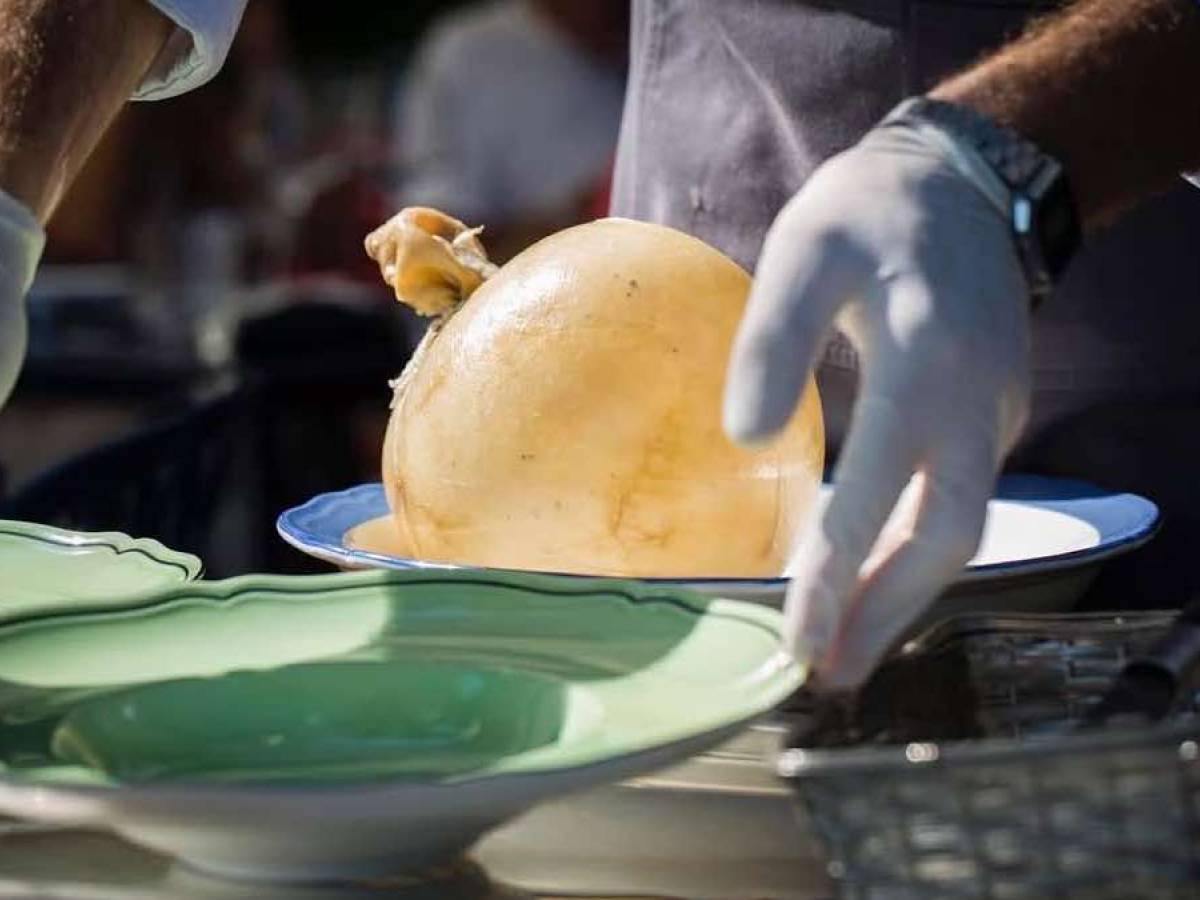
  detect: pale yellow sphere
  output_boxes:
[381,217,823,578]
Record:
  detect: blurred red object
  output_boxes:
[292,168,391,285]
[584,156,615,221]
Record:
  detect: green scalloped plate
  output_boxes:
[0,520,201,620]
[0,567,801,881]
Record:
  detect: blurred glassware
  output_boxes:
[178,210,245,368]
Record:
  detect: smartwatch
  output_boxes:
[880,96,1081,308]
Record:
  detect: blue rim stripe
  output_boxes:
[277,477,1160,587]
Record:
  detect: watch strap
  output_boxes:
[880,96,1081,305]
[887,97,1051,191]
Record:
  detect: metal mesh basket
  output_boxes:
[777,610,1200,900]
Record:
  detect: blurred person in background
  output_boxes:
[394,0,628,262]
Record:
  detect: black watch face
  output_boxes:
[1035,175,1081,281]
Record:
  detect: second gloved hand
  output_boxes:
[724,124,1032,689]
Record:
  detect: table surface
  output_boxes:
[0,808,835,900]
[0,826,662,900]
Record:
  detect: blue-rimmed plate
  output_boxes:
[277,476,1159,614]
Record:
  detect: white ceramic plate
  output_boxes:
[277,475,1159,616]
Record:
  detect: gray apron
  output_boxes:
[611,0,1200,607]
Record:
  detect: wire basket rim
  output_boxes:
[777,713,1200,780]
[898,608,1178,655]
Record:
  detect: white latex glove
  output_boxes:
[137,0,247,101]
[724,125,1032,689]
[0,190,46,409]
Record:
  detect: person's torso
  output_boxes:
[611,0,1200,445]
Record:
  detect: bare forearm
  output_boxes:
[932,0,1200,228]
[0,0,171,221]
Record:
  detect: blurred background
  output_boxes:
[0,0,629,575]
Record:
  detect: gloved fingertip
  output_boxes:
[722,351,798,445]
[783,577,842,673]
[817,655,873,692]
[722,399,779,446]
[818,616,894,691]
[787,626,833,676]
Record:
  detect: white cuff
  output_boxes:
[0,189,46,294]
[0,189,45,408]
[134,0,248,102]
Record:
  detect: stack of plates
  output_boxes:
[0,472,1159,882]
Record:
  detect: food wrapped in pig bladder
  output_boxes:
[365,207,824,578]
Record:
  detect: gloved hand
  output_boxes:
[724,124,1032,689]
[0,190,46,409]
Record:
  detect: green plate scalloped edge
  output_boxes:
[0,566,800,786]
[0,519,202,621]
